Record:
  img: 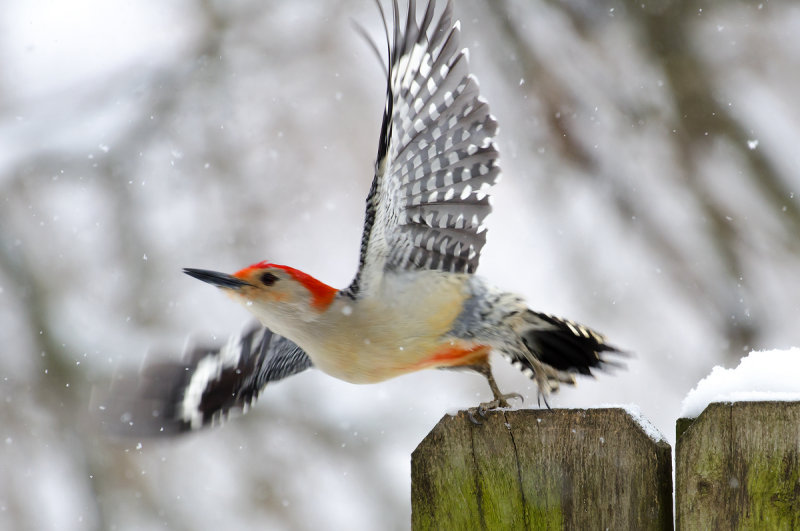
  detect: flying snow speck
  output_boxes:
[747,139,759,150]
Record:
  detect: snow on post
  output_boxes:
[676,348,800,530]
[679,348,800,419]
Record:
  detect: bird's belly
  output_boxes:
[306,331,489,384]
[298,271,483,383]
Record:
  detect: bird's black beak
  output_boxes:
[183,268,250,289]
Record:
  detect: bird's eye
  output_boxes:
[260,272,279,286]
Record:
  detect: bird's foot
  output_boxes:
[467,392,523,425]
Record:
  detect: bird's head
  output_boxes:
[184,262,337,322]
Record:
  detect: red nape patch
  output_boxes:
[236,261,337,311]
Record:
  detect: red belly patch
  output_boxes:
[411,343,491,371]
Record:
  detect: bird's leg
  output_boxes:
[480,364,524,410]
[466,363,523,424]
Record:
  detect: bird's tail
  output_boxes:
[508,309,624,398]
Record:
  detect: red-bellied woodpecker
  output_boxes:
[100,0,622,436]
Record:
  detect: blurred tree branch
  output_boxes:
[480,0,800,357]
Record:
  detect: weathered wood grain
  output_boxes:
[411,408,672,530]
[676,401,800,531]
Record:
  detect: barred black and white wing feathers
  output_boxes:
[347,0,500,297]
[95,323,312,436]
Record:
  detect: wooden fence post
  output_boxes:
[411,408,673,530]
[675,401,800,530]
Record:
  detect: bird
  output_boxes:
[98,0,622,436]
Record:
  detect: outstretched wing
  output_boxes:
[95,323,312,436]
[346,0,500,297]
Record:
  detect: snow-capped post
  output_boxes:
[411,408,672,530]
[675,349,800,530]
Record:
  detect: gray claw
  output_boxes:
[537,392,551,409]
[467,409,483,425]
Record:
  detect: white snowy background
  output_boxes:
[2,0,799,529]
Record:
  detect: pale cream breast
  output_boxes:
[301,271,473,383]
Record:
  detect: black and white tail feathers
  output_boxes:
[509,310,624,399]
[94,323,312,436]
